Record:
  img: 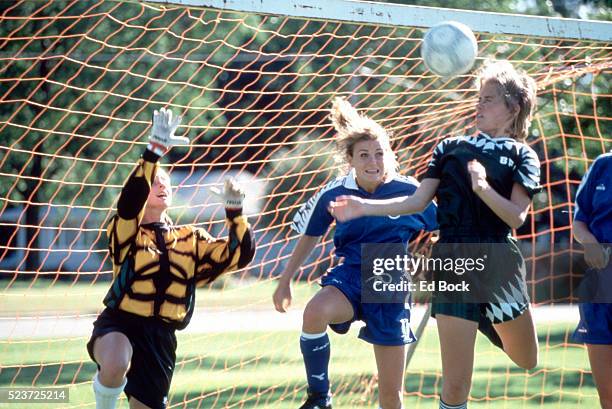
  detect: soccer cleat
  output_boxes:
[298,390,332,409]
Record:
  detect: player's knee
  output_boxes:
[515,349,538,370]
[99,358,129,386]
[303,300,331,329]
[518,356,538,370]
[378,388,402,409]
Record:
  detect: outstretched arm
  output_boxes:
[106,151,159,267]
[195,179,256,285]
[328,178,439,222]
[277,234,320,285]
[107,108,186,267]
[273,234,320,312]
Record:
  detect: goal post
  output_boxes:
[151,0,611,41]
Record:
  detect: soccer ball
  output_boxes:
[421,21,478,77]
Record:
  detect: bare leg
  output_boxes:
[436,314,478,405]
[373,344,406,409]
[129,397,153,409]
[493,308,538,370]
[92,332,132,409]
[586,344,612,409]
[93,332,132,387]
[302,286,354,333]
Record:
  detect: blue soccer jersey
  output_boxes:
[574,152,612,244]
[291,171,438,274]
[573,151,612,345]
[291,171,438,346]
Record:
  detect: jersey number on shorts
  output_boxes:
[400,318,412,342]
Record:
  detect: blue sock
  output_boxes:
[300,332,331,394]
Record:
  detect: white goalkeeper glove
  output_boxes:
[147,107,189,156]
[210,178,245,210]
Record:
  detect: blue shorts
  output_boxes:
[573,303,612,345]
[321,273,415,346]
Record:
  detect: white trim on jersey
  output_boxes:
[342,170,359,191]
[430,133,540,187]
[478,132,514,143]
[393,173,419,187]
[291,177,345,235]
[291,171,420,235]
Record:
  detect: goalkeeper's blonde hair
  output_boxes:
[330,97,398,174]
[476,60,537,140]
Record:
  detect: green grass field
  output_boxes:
[0,279,319,317]
[0,281,600,408]
[0,324,599,408]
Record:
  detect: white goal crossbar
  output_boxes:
[145,0,611,41]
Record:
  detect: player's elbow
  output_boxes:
[508,215,526,230]
[572,220,590,244]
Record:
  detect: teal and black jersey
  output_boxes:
[423,132,541,238]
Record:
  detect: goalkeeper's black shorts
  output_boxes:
[87,308,177,409]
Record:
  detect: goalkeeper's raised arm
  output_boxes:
[87,108,255,409]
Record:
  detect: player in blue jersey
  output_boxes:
[571,152,612,409]
[329,61,541,409]
[272,98,438,409]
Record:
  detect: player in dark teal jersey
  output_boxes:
[329,61,541,409]
[273,98,437,409]
[572,152,612,409]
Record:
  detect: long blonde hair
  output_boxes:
[330,97,398,174]
[475,60,537,140]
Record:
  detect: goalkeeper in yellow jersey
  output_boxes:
[86,108,255,409]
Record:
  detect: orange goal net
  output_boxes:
[0,0,610,407]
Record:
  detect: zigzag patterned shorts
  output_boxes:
[430,235,530,325]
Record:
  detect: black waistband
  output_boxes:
[104,307,179,331]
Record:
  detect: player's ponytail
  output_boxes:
[329,97,398,174]
[330,97,363,135]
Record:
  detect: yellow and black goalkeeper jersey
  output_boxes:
[103,149,255,329]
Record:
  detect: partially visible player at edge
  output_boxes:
[572,151,612,409]
[87,108,256,409]
[273,98,438,409]
[329,61,541,409]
